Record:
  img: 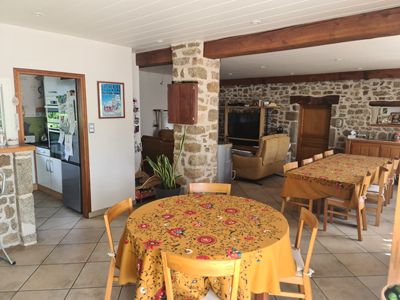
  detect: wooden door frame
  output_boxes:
[14,68,91,217]
[293,95,339,161]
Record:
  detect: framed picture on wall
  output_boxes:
[391,112,400,124]
[97,81,125,118]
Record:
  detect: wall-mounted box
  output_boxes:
[167,82,198,125]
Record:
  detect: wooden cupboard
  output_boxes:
[345,138,400,158]
[167,82,198,125]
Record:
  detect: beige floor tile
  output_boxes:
[274,280,327,300]
[34,198,63,208]
[66,287,121,300]
[0,266,37,291]
[298,238,330,254]
[39,216,80,230]
[36,229,70,245]
[310,254,352,277]
[34,207,60,218]
[318,236,367,253]
[73,262,109,288]
[52,207,82,218]
[119,285,137,300]
[317,224,347,236]
[43,243,97,264]
[358,276,387,298]
[100,227,125,243]
[35,217,47,228]
[74,217,105,229]
[314,277,377,300]
[371,252,391,266]
[334,253,388,276]
[12,290,69,300]
[349,235,392,252]
[21,264,84,290]
[0,292,15,300]
[366,221,396,235]
[61,228,104,244]
[0,245,55,266]
[333,221,380,236]
[110,213,130,228]
[88,243,110,262]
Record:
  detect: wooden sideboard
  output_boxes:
[345,138,400,158]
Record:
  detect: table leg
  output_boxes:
[254,293,269,300]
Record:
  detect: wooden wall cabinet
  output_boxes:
[167,82,198,125]
[345,138,400,158]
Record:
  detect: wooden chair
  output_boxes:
[188,183,231,195]
[104,198,134,300]
[313,153,323,161]
[270,207,318,300]
[323,150,334,157]
[281,161,317,214]
[366,166,389,226]
[161,252,241,300]
[323,172,372,241]
[302,158,313,166]
[387,158,399,205]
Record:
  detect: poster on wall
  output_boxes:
[97,81,125,118]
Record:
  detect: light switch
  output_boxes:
[89,123,95,133]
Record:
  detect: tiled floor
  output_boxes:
[0,176,395,300]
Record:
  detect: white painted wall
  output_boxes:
[139,66,172,136]
[0,23,136,212]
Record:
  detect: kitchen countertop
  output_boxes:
[0,144,36,153]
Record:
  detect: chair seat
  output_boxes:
[367,184,379,193]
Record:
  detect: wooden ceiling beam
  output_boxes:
[220,68,400,86]
[136,7,400,67]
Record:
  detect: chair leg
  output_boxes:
[362,208,368,231]
[308,199,313,212]
[375,196,382,226]
[329,205,333,224]
[317,199,322,218]
[105,259,116,300]
[303,276,313,300]
[356,208,363,241]
[323,200,328,231]
[281,198,287,213]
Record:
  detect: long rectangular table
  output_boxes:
[281,154,389,208]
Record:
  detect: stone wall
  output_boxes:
[220,79,400,158]
[0,151,35,248]
[171,41,220,186]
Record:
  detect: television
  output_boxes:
[228,111,260,140]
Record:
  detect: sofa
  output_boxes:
[232,134,290,180]
[141,129,174,174]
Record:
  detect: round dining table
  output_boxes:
[115,194,295,300]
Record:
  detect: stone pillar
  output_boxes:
[13,152,36,245]
[171,41,220,186]
[0,153,20,248]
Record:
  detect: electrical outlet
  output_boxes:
[89,123,95,133]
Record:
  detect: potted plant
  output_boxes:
[146,129,185,199]
[382,284,400,300]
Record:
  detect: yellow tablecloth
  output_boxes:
[116,195,295,300]
[281,154,388,207]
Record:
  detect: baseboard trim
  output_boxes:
[32,184,38,191]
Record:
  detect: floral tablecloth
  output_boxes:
[281,153,388,207]
[115,195,295,300]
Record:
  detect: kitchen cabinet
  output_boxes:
[35,153,63,193]
[167,82,198,125]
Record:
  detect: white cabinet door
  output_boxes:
[49,157,62,193]
[35,154,52,189]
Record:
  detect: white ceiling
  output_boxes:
[0,0,399,52]
[220,35,400,79]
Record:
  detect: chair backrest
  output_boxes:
[257,135,290,165]
[313,153,323,161]
[104,198,133,255]
[377,166,389,194]
[294,208,319,275]
[283,161,298,175]
[188,183,231,195]
[323,150,334,157]
[359,171,372,199]
[161,252,241,300]
[392,158,400,175]
[302,158,313,166]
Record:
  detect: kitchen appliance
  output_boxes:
[217,143,233,183]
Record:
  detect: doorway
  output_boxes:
[14,68,91,218]
[292,95,339,162]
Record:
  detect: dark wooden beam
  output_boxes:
[204,7,400,58]
[136,7,400,67]
[136,47,172,68]
[290,95,340,105]
[220,68,400,86]
[369,101,400,107]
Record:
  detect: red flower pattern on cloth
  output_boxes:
[168,227,185,238]
[192,194,203,198]
[197,235,216,245]
[184,210,197,216]
[162,213,174,219]
[154,287,165,300]
[200,202,213,209]
[196,255,210,260]
[224,208,239,214]
[244,236,255,241]
[137,259,143,273]
[224,219,237,225]
[176,199,185,204]
[144,239,161,250]
[138,223,150,229]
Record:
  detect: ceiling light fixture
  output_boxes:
[156,39,164,43]
[228,72,233,76]
[34,11,43,17]
[251,19,262,25]
[357,67,363,70]
[260,65,267,69]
